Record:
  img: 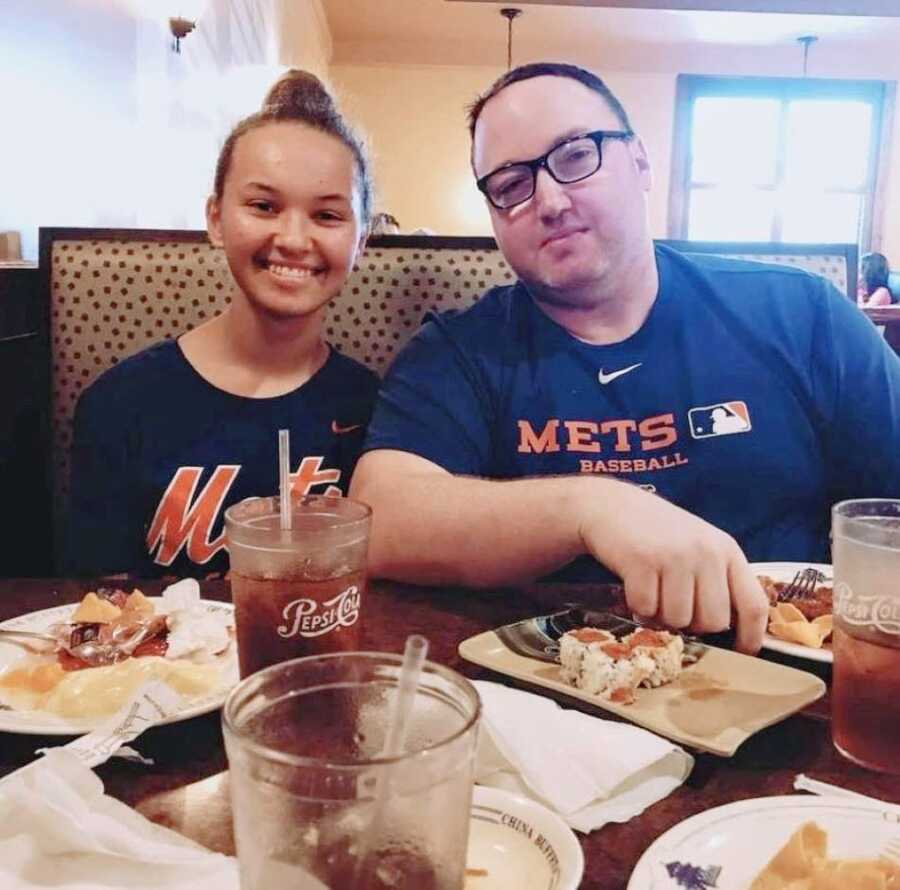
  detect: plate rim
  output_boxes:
[626,794,900,889]
[751,561,834,664]
[0,597,235,735]
[470,785,585,890]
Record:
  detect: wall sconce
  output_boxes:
[164,1,210,53]
[169,16,195,53]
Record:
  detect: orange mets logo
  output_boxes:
[147,458,343,566]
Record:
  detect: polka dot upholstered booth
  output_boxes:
[46,233,514,514]
[43,229,856,551]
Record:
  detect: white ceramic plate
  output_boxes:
[0,598,237,735]
[627,795,900,890]
[466,785,584,890]
[753,562,834,664]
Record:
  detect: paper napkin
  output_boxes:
[473,680,694,833]
[0,682,239,890]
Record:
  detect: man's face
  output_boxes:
[472,76,653,306]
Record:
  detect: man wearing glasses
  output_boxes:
[351,63,900,654]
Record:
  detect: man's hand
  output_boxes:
[578,483,768,653]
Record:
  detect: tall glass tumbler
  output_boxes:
[832,498,900,774]
[225,495,371,678]
[222,652,482,889]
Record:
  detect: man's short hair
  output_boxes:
[467,62,634,141]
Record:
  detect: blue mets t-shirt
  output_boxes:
[67,340,379,578]
[364,245,900,579]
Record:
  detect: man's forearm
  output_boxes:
[350,450,768,651]
[351,456,605,586]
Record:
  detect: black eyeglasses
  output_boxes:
[476,129,635,210]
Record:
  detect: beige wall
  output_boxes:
[331,65,496,236]
[331,64,675,239]
[278,0,331,78]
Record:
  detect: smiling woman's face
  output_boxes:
[206,121,365,322]
[472,76,653,307]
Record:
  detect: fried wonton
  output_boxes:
[768,603,833,649]
[750,821,900,890]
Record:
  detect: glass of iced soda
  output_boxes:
[222,652,482,890]
[831,498,900,774]
[224,495,372,678]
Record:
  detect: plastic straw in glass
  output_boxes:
[381,634,429,758]
[355,634,429,885]
[278,428,291,531]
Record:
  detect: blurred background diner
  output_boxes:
[3,0,900,256]
[857,251,897,306]
[2,0,900,579]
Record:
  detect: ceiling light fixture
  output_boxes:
[500,8,522,71]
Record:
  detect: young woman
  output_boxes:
[66,71,379,578]
[857,252,894,307]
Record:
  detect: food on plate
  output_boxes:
[767,602,834,650]
[0,581,233,719]
[559,626,683,704]
[0,656,222,719]
[758,575,833,621]
[758,574,834,648]
[70,591,129,624]
[750,820,900,889]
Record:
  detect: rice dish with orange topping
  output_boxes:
[559,626,684,704]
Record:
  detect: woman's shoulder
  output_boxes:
[323,347,380,389]
[871,285,894,307]
[77,339,185,405]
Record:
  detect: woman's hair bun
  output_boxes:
[262,69,336,117]
[213,68,373,225]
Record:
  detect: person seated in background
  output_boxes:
[857,252,894,307]
[66,70,379,579]
[370,212,401,235]
[350,62,900,654]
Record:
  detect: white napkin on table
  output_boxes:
[0,749,239,890]
[0,681,239,890]
[473,680,694,833]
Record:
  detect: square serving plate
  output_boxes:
[458,609,826,757]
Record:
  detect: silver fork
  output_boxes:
[779,567,823,601]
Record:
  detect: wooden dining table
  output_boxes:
[2,577,899,890]
[862,304,900,354]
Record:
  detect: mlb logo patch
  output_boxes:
[688,401,751,439]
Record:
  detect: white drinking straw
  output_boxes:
[355,635,430,886]
[381,634,429,758]
[278,429,291,531]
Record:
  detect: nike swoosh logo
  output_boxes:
[331,421,362,435]
[598,363,642,385]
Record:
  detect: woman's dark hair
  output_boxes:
[861,252,890,294]
[467,62,633,140]
[212,69,372,226]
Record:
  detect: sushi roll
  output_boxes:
[623,628,684,688]
[558,626,684,704]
